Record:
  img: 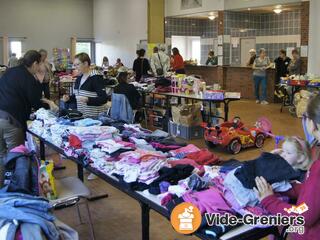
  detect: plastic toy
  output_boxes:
[204,117,267,154]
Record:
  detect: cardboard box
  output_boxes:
[168,121,204,140]
[171,103,202,127]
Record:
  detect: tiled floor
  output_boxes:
[52,100,302,240]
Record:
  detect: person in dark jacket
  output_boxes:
[206,50,218,66]
[288,48,301,75]
[0,50,55,187]
[274,49,291,84]
[114,67,141,110]
[133,49,151,82]
[62,52,108,118]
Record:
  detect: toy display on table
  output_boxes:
[184,59,198,66]
[281,75,309,86]
[204,117,268,154]
[203,90,225,100]
[52,48,71,72]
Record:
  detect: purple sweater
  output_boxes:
[261,159,320,240]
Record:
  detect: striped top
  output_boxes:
[72,72,108,118]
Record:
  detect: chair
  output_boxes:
[111,93,134,123]
[51,176,95,240]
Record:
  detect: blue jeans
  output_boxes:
[253,75,267,101]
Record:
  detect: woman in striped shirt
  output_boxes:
[62,53,107,118]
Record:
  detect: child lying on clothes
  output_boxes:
[255,94,320,240]
[222,137,312,214]
[271,136,312,173]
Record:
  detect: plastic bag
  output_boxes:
[39,160,57,200]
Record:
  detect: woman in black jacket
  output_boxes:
[0,50,55,186]
[62,53,108,118]
[133,49,151,82]
[114,67,141,110]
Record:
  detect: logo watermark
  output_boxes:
[171,202,308,235]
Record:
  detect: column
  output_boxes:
[70,36,77,62]
[308,0,320,75]
[300,1,309,74]
[3,35,8,65]
[148,0,165,44]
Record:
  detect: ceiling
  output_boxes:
[172,3,301,19]
[232,3,301,14]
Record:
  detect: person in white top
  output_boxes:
[150,44,170,77]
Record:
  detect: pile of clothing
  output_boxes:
[29,109,304,239]
[0,143,78,240]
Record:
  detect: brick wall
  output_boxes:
[223,67,275,102]
[185,66,276,102]
[185,65,219,85]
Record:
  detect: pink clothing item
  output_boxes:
[150,142,181,150]
[185,149,220,165]
[169,144,200,156]
[261,159,320,240]
[10,145,29,154]
[182,186,234,215]
[116,141,136,149]
[168,158,204,171]
[161,193,174,206]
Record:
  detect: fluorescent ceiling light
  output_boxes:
[273,8,282,14]
[208,15,216,20]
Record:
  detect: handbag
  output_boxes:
[156,53,164,76]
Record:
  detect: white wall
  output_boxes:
[165,0,224,17]
[308,0,320,75]
[0,0,93,60]
[93,0,147,67]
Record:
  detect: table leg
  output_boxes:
[140,202,150,240]
[40,140,45,160]
[77,164,84,182]
[162,95,171,132]
[224,100,229,121]
[209,101,212,123]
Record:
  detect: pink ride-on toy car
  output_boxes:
[204,117,267,154]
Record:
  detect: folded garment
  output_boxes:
[182,186,234,215]
[185,149,220,165]
[68,134,82,149]
[186,174,211,191]
[150,142,182,152]
[203,166,220,179]
[96,139,123,154]
[74,118,102,127]
[169,144,200,157]
[219,159,244,173]
[168,185,188,197]
[224,168,292,208]
[224,169,259,207]
[234,152,301,189]
[168,158,204,170]
[148,165,194,195]
[159,181,170,193]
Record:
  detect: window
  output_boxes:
[171,36,201,63]
[10,41,22,59]
[76,42,92,58]
[76,41,96,64]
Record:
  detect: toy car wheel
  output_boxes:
[205,140,216,148]
[255,133,265,148]
[228,139,242,154]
